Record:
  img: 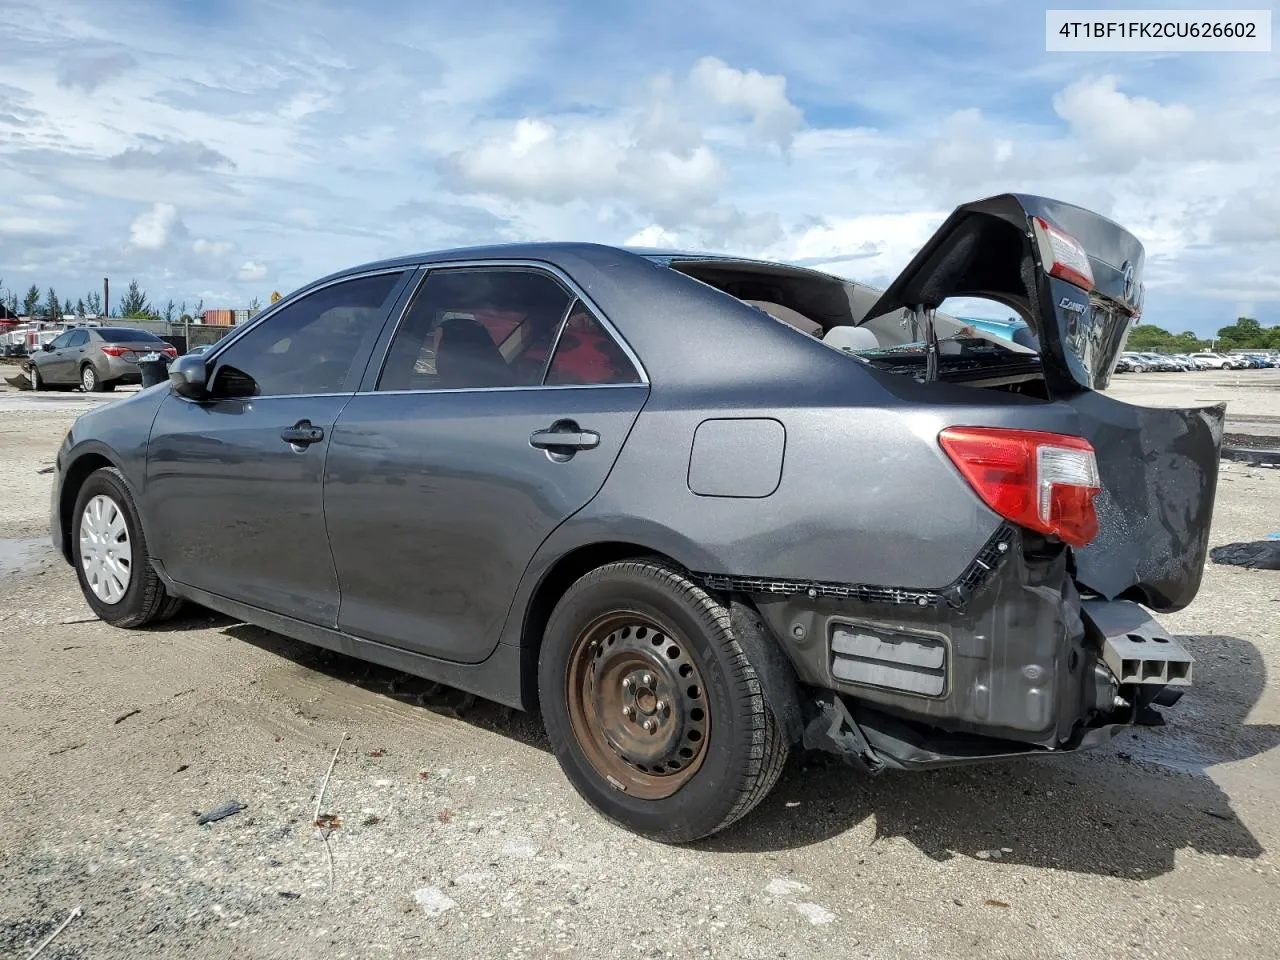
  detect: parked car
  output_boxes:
[49,194,1222,842]
[30,326,178,392]
[1189,352,1231,370]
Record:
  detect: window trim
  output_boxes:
[182,267,413,403]
[364,259,648,395]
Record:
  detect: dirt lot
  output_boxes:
[1,371,1278,960]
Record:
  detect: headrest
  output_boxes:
[823,326,880,352]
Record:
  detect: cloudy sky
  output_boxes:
[0,0,1276,335]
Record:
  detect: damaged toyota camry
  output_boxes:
[51,194,1223,842]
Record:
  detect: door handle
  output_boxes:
[529,421,600,452]
[281,420,325,447]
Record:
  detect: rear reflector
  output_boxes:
[1033,216,1095,292]
[939,426,1101,548]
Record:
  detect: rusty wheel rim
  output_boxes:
[566,612,711,800]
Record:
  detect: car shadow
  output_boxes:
[703,633,1276,879]
[213,619,553,752]
[196,612,1274,879]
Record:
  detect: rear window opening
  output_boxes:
[665,256,1048,397]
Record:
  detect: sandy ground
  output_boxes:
[0,371,1278,960]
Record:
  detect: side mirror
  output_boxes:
[168,354,208,400]
[42,342,54,351]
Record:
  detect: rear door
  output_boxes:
[324,265,649,663]
[145,270,411,624]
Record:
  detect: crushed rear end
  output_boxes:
[748,194,1224,770]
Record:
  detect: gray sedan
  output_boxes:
[48,193,1222,841]
[30,326,177,392]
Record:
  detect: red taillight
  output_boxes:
[1032,216,1094,292]
[939,427,1101,548]
[162,345,178,357]
[101,345,127,357]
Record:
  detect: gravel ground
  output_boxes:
[0,371,1278,960]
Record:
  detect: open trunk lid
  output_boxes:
[860,193,1144,395]
[865,193,1224,611]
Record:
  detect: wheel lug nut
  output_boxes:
[642,720,654,733]
[656,700,666,712]
[622,677,634,690]
[642,674,653,687]
[623,706,634,719]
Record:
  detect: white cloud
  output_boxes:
[441,115,727,216]
[1052,75,1195,165]
[625,224,681,247]
[193,238,233,257]
[438,57,801,234]
[688,56,804,151]
[128,202,185,250]
[0,216,73,236]
[237,261,268,282]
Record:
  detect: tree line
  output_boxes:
[0,277,261,324]
[1127,316,1280,353]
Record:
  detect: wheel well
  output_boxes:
[519,541,677,707]
[58,454,113,559]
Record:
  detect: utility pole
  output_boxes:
[103,277,109,319]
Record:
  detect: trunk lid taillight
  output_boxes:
[101,345,128,357]
[1032,216,1094,291]
[939,427,1101,548]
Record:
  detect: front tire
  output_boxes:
[72,467,184,628]
[81,364,103,392]
[538,559,789,843]
[30,364,44,391]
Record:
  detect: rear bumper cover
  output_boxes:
[734,529,1190,769]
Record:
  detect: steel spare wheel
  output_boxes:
[79,493,132,603]
[566,612,710,799]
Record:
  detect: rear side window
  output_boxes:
[378,268,572,391]
[97,327,164,343]
[210,272,405,398]
[545,301,641,386]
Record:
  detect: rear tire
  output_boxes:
[72,467,184,627]
[80,364,103,393]
[538,559,788,843]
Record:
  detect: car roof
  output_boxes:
[284,242,862,395]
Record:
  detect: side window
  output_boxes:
[378,269,572,391]
[210,272,405,398]
[545,302,641,386]
[49,332,73,349]
[68,330,89,347]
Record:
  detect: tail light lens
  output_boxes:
[100,345,128,357]
[162,345,178,357]
[1032,216,1094,291]
[939,426,1101,548]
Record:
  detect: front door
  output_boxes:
[40,330,77,383]
[324,267,648,662]
[144,270,411,624]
